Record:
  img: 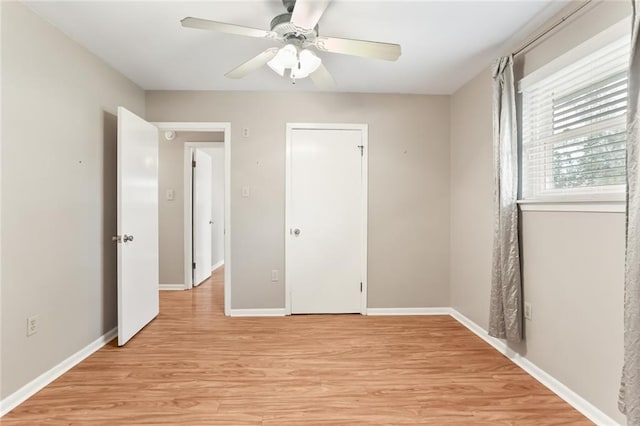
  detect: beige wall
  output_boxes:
[449,67,494,326]
[449,1,630,423]
[158,131,224,285]
[0,2,145,399]
[147,91,451,309]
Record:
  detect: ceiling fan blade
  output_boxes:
[315,36,401,61]
[310,64,335,89]
[290,0,330,30]
[181,17,276,39]
[225,48,279,79]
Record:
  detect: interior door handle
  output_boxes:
[112,235,134,243]
[293,228,301,236]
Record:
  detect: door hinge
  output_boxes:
[192,160,196,168]
[357,145,364,157]
[192,262,196,270]
[360,282,363,292]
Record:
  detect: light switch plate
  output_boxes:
[242,186,250,198]
[166,189,175,201]
[27,315,40,336]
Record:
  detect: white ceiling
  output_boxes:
[25,1,568,94]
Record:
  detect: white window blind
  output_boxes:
[521,36,630,200]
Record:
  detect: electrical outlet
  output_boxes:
[242,127,250,138]
[524,302,532,321]
[27,315,40,336]
[271,270,279,282]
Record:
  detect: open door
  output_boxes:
[192,149,212,286]
[116,107,159,346]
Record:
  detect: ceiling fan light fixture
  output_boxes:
[272,44,298,68]
[267,58,286,76]
[299,49,322,74]
[289,49,321,80]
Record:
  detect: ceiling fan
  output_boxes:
[181,0,402,88]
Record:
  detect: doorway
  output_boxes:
[154,122,231,316]
[191,144,225,287]
[285,123,368,315]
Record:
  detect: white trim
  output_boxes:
[0,327,117,417]
[159,284,185,291]
[285,126,292,315]
[154,122,231,317]
[367,307,453,316]
[284,123,368,315]
[211,260,224,272]
[152,122,227,132]
[229,309,287,317]
[518,200,625,213]
[449,310,620,426]
[360,125,369,316]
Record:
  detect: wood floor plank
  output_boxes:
[2,267,590,425]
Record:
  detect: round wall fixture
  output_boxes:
[164,131,176,141]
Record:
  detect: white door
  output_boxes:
[193,149,212,286]
[117,107,159,346]
[287,126,366,314]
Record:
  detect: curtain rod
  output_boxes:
[512,0,594,57]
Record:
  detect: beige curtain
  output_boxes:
[489,56,522,343]
[620,1,640,423]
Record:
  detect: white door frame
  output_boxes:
[154,122,231,316]
[284,123,369,315]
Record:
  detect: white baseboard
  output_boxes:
[367,307,453,316]
[449,309,619,426]
[159,284,185,291]
[230,308,287,317]
[0,327,117,417]
[211,260,224,272]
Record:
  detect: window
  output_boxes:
[521,35,630,201]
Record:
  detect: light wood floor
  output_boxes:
[3,267,589,425]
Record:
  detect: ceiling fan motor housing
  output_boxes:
[270,12,318,45]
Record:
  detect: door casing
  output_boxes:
[284,123,369,315]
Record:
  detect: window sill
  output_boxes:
[517,199,625,213]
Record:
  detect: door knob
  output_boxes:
[293,228,301,236]
[123,234,134,243]
[209,220,213,225]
